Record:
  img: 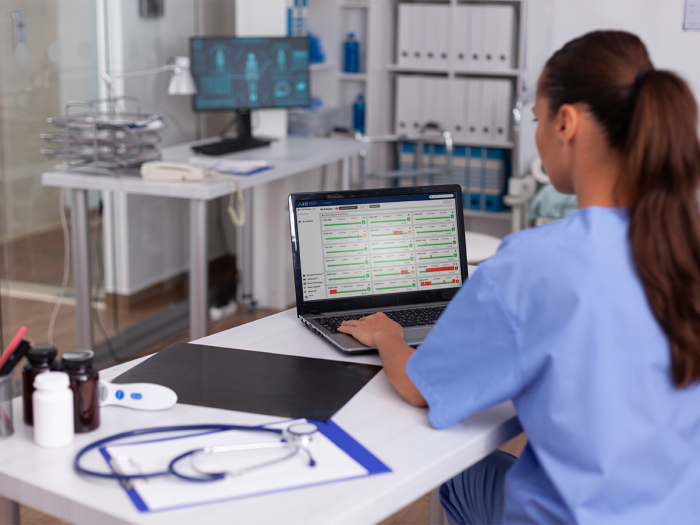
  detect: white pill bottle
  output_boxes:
[33,372,74,448]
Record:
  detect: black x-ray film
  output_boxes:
[112,343,382,421]
[190,37,311,112]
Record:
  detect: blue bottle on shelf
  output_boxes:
[344,33,360,73]
[353,94,366,134]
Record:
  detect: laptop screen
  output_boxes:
[294,191,463,302]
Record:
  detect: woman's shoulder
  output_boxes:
[496,207,628,262]
[478,207,630,293]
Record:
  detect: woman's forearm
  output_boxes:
[375,332,428,407]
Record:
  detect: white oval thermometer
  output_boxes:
[99,381,178,410]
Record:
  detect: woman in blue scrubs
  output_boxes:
[339,31,700,524]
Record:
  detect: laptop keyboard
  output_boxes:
[315,306,446,333]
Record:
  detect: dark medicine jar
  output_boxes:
[62,350,100,432]
[22,344,58,425]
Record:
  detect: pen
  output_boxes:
[0,340,31,377]
[0,326,27,372]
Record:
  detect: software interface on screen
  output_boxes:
[190,37,310,111]
[296,194,463,302]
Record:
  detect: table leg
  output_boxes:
[0,496,19,525]
[70,188,94,350]
[341,156,351,190]
[190,199,208,340]
[429,487,447,525]
[241,188,256,313]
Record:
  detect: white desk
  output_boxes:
[465,231,502,265]
[0,307,520,525]
[41,136,364,349]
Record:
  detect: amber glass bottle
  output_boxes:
[61,350,100,432]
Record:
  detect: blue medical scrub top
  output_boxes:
[406,207,700,524]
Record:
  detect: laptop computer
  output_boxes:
[289,185,468,354]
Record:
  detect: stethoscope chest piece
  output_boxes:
[283,422,319,446]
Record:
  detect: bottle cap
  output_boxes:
[34,371,70,390]
[61,350,95,370]
[357,94,364,101]
[348,32,355,39]
[26,344,58,366]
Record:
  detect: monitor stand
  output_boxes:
[191,111,271,156]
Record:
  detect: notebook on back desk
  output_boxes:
[289,185,468,353]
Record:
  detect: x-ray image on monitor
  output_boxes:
[190,36,311,112]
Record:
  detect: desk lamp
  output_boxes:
[100,56,196,112]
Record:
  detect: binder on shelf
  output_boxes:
[411,5,427,69]
[410,76,424,133]
[397,4,413,67]
[424,5,449,70]
[436,5,450,70]
[452,79,469,143]
[462,148,510,212]
[452,146,469,195]
[469,6,486,70]
[454,6,471,71]
[398,142,417,172]
[493,80,512,145]
[483,148,509,212]
[479,79,496,144]
[481,7,497,70]
[431,144,451,185]
[468,149,483,192]
[424,6,439,70]
[466,79,482,144]
[494,5,515,71]
[395,76,415,134]
[422,76,449,132]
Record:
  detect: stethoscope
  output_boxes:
[74,422,319,484]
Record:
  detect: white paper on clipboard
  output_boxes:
[684,0,700,30]
[101,419,390,513]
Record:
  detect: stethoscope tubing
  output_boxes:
[74,424,284,483]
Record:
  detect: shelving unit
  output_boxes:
[306,0,527,237]
[388,0,526,237]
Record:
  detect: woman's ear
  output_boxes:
[557,104,579,145]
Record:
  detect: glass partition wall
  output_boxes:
[0,0,242,372]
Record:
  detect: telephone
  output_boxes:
[141,161,207,181]
[140,161,246,226]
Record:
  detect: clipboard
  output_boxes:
[100,419,391,513]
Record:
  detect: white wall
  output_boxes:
[518,0,700,175]
[100,0,233,296]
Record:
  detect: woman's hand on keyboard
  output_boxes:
[338,312,403,349]
[340,312,426,407]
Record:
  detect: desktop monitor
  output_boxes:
[189,36,311,154]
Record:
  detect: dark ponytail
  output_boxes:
[539,31,700,387]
